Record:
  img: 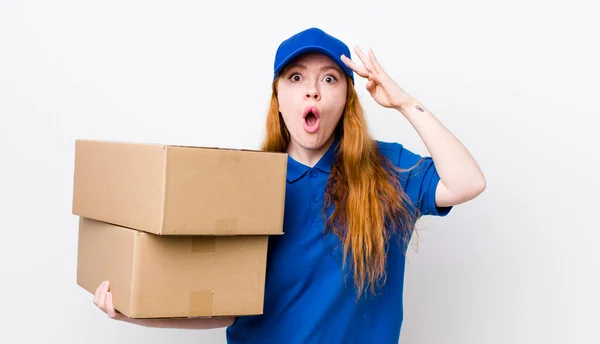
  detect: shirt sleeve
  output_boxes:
[393,142,452,217]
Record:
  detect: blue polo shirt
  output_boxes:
[226,139,452,343]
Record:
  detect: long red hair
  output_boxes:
[261,75,419,299]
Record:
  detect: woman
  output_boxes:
[93,27,486,343]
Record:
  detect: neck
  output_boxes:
[287,135,336,167]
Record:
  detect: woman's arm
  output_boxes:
[397,97,486,207]
[341,47,486,207]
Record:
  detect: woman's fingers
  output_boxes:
[105,292,118,319]
[368,48,385,74]
[93,282,102,306]
[95,281,108,312]
[93,280,122,319]
[366,79,376,93]
[353,46,376,74]
[368,72,381,84]
[341,54,369,78]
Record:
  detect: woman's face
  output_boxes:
[277,53,348,153]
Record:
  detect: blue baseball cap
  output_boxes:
[273,27,354,84]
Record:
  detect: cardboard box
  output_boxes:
[77,217,269,318]
[72,139,287,236]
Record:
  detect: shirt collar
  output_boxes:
[314,137,339,174]
[286,137,340,183]
[286,156,310,183]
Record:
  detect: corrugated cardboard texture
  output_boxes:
[72,140,287,236]
[76,217,268,318]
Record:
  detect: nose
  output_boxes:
[305,84,320,101]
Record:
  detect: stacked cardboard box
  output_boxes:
[72,140,287,318]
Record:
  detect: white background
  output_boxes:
[1,0,598,343]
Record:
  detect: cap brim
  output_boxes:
[274,45,350,80]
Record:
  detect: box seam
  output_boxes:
[160,146,167,235]
[130,232,140,316]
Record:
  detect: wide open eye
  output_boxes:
[323,75,337,84]
[289,73,302,82]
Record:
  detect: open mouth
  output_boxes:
[303,106,320,133]
[305,111,318,126]
[303,106,320,123]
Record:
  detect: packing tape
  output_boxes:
[215,218,237,235]
[189,290,214,316]
[191,237,216,253]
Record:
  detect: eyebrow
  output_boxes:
[286,63,342,74]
